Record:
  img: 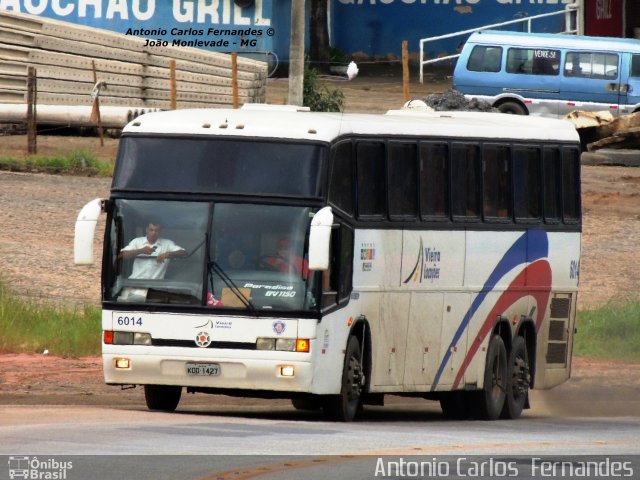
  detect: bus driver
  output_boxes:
[118,221,186,279]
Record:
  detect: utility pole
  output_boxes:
[288,0,305,106]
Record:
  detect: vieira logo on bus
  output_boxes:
[403,238,441,284]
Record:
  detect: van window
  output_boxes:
[564,52,618,79]
[467,45,502,73]
[506,48,559,75]
[631,55,640,78]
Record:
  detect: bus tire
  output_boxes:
[497,101,526,115]
[323,336,364,422]
[473,334,507,420]
[144,385,182,411]
[501,336,530,419]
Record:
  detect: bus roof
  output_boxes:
[123,105,579,143]
[467,30,640,54]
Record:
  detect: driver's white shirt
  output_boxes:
[121,237,184,279]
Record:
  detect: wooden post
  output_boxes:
[169,60,177,110]
[288,0,305,106]
[231,53,239,109]
[402,40,410,103]
[26,66,37,154]
[91,61,104,147]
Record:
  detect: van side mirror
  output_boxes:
[74,198,104,265]
[308,206,333,271]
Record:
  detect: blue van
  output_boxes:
[453,30,640,118]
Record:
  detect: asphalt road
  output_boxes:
[2,400,639,480]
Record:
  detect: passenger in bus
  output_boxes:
[118,221,187,279]
[260,237,309,278]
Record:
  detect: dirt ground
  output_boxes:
[0,75,639,413]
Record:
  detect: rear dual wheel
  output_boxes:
[474,334,508,420]
[501,336,530,419]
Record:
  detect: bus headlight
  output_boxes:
[104,331,152,345]
[256,338,275,350]
[275,338,296,351]
[133,332,152,345]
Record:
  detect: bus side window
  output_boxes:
[562,148,581,223]
[482,144,511,221]
[451,143,481,220]
[543,147,561,223]
[513,146,542,222]
[467,45,502,73]
[419,142,449,220]
[356,142,386,219]
[388,142,418,220]
[321,223,354,309]
[328,141,354,216]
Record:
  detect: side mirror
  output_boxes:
[308,206,333,271]
[74,198,103,265]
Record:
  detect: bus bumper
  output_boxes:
[102,353,318,393]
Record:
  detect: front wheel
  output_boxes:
[323,336,365,421]
[501,336,530,419]
[497,101,527,115]
[473,334,508,420]
[144,385,182,411]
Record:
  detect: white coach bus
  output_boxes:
[74,104,581,421]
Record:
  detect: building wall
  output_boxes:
[331,0,577,61]
[584,0,623,36]
[0,0,597,68]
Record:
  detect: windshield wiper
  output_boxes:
[208,260,259,317]
[205,234,258,316]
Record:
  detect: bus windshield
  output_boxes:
[106,199,320,313]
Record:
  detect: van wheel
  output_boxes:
[144,385,182,411]
[473,335,507,420]
[501,336,530,419]
[323,336,364,421]
[497,101,526,115]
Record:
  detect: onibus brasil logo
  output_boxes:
[8,456,73,479]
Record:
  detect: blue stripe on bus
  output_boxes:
[430,229,548,391]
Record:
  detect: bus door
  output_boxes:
[619,52,640,114]
[559,50,622,117]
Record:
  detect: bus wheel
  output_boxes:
[323,336,364,422]
[497,101,526,115]
[501,336,530,419]
[144,385,182,411]
[474,335,507,420]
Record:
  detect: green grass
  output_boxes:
[1,274,638,361]
[0,150,113,177]
[574,299,640,362]
[0,282,101,357]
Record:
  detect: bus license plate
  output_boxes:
[186,363,220,376]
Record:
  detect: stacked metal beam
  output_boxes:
[0,10,267,126]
